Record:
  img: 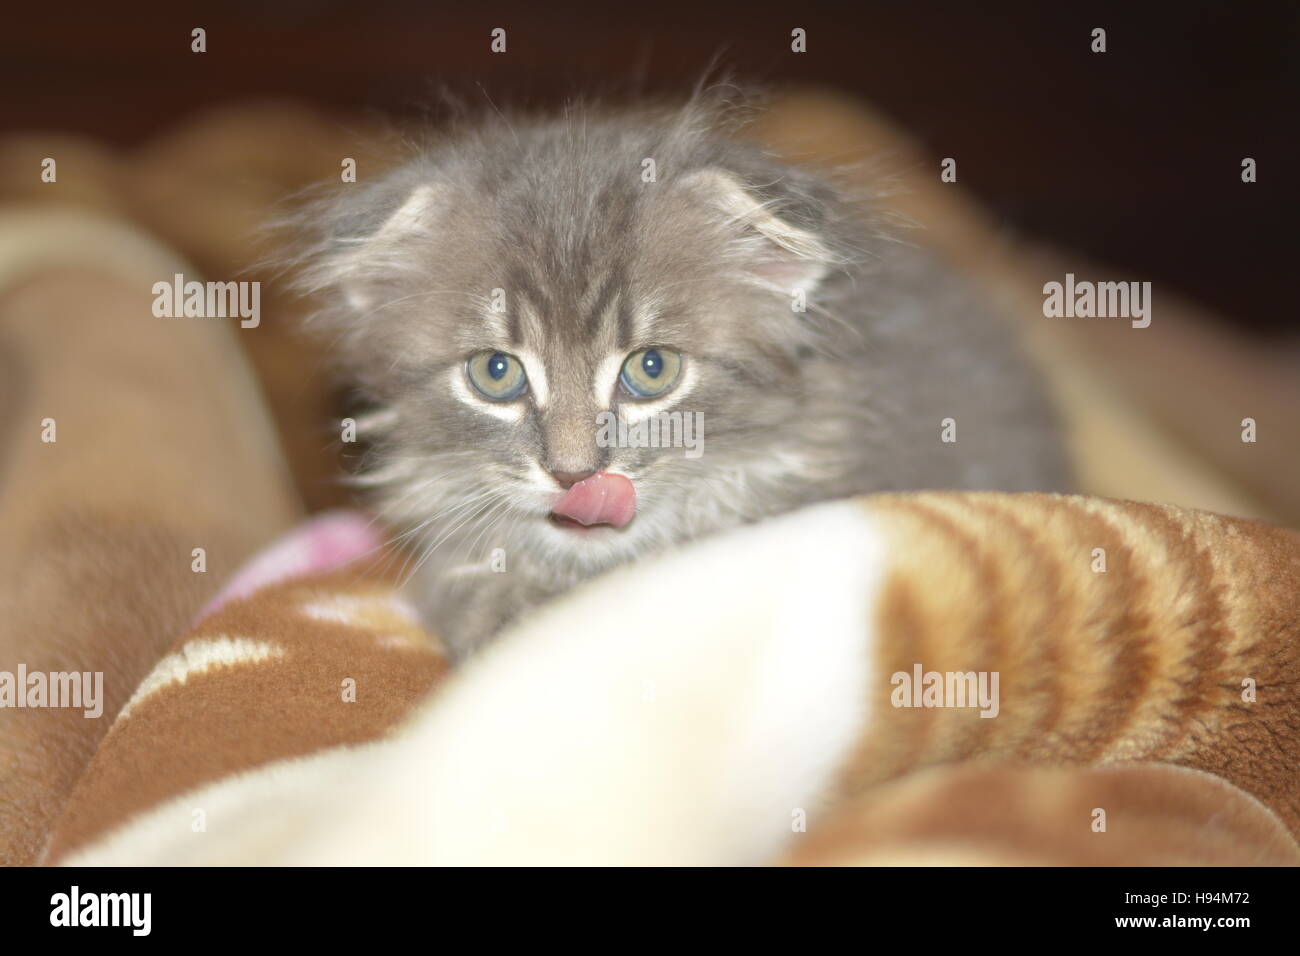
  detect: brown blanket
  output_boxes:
[38,491,1300,865]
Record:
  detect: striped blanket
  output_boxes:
[39,494,1300,865]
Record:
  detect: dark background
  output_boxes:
[3,0,1296,336]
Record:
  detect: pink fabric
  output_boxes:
[199,510,385,619]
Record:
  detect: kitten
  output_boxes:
[294,97,1072,657]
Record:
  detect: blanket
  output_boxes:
[41,494,1300,865]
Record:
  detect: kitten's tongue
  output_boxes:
[551,472,636,528]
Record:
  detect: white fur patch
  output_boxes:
[511,347,548,408]
[593,351,626,405]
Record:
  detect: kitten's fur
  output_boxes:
[294,96,1072,656]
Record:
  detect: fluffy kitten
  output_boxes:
[294,98,1072,656]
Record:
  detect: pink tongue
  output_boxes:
[551,472,637,528]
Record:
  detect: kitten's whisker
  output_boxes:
[451,496,516,577]
[380,483,506,583]
[398,487,512,589]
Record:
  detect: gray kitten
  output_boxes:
[294,98,1071,657]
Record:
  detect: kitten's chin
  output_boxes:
[544,513,631,541]
[547,514,621,533]
[538,512,641,566]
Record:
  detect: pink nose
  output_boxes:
[549,470,595,490]
[550,472,637,528]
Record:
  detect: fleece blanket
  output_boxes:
[0,211,301,866]
[1,91,1297,865]
[39,493,1300,865]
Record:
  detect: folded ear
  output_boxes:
[677,167,835,295]
[330,182,444,311]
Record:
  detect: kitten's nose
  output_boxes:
[549,469,596,490]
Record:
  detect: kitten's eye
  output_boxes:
[619,348,682,399]
[466,350,528,401]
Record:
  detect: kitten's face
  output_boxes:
[308,118,845,579]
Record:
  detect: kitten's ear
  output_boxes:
[332,182,444,311]
[677,168,834,295]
